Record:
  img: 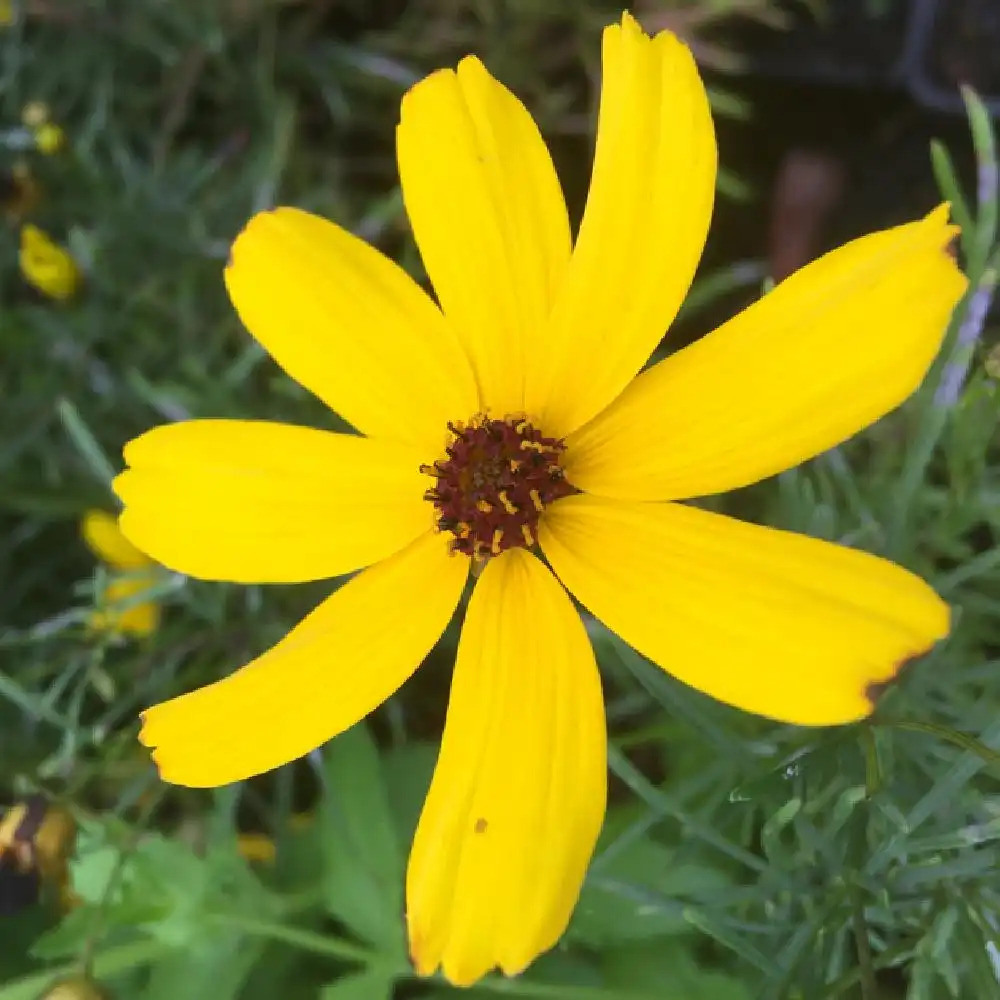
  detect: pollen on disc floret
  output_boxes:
[421,414,575,561]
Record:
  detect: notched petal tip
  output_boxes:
[399,66,458,119]
[109,470,129,504]
[408,936,438,980]
[137,709,156,748]
[617,8,644,37]
[225,206,295,273]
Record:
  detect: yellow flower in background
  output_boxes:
[81,510,160,638]
[114,12,966,986]
[20,225,80,302]
[22,102,66,155]
[0,1,12,28]
[33,122,66,156]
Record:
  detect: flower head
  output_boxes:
[81,510,161,638]
[113,13,967,986]
[20,224,80,301]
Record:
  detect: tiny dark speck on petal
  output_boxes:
[474,817,487,834]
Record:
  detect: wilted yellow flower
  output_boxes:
[21,101,50,129]
[1,160,40,220]
[236,833,276,865]
[39,978,110,1000]
[81,510,160,638]
[20,224,80,302]
[114,13,966,986]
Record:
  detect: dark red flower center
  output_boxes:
[421,415,575,560]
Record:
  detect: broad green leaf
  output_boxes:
[320,722,406,955]
[381,739,437,845]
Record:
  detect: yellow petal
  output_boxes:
[224,208,477,452]
[89,574,161,638]
[524,14,716,438]
[81,509,152,570]
[140,531,468,787]
[397,56,571,414]
[113,420,432,583]
[20,224,80,302]
[407,548,606,986]
[567,206,968,501]
[539,495,949,726]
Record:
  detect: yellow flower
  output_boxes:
[0,1,13,28]
[81,510,161,638]
[22,102,66,154]
[34,122,66,155]
[20,224,80,302]
[113,13,967,986]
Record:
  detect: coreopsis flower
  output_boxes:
[81,510,160,638]
[114,13,966,986]
[20,224,80,301]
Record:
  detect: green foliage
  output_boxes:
[2,2,1000,1000]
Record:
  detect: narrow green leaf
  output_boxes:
[930,139,974,253]
[319,968,395,1000]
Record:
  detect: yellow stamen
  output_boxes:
[499,491,517,515]
[490,529,504,556]
[521,524,534,546]
[476,499,493,513]
[509,459,522,472]
[529,489,544,513]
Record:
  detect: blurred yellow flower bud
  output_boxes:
[21,100,50,129]
[19,224,80,302]
[34,122,66,155]
[81,510,162,638]
[39,977,110,1000]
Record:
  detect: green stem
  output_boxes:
[206,912,375,966]
[850,888,877,1000]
